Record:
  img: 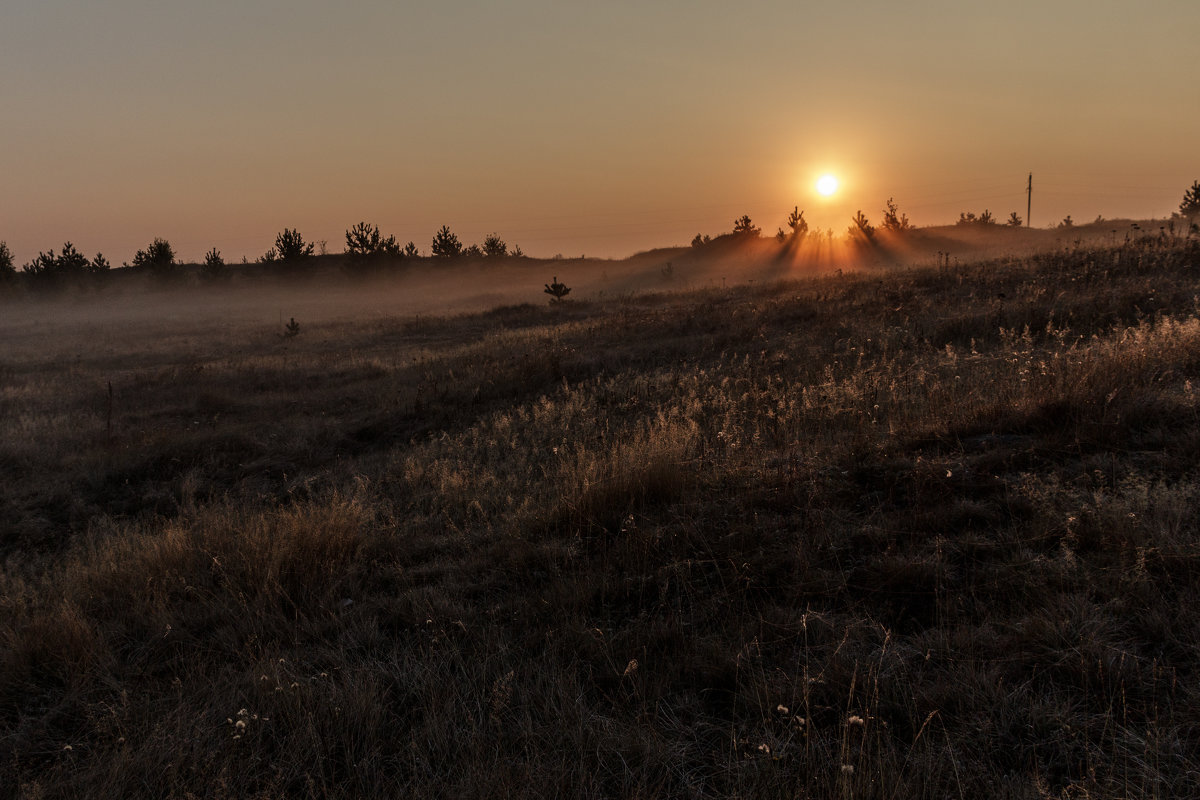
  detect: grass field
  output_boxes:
[3,235,1200,798]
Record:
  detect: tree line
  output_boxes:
[0,223,526,293]
[686,180,1200,250]
[3,182,1197,293]
[690,198,912,250]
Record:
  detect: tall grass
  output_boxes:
[3,238,1200,797]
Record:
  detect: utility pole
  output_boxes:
[1026,173,1033,228]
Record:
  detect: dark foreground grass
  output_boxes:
[3,238,1200,798]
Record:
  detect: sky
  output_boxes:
[2,0,1198,264]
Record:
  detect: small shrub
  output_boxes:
[544,276,570,302]
[284,317,300,337]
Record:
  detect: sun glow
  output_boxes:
[816,175,839,196]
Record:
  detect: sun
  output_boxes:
[816,175,839,196]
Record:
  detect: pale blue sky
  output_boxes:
[2,0,1197,262]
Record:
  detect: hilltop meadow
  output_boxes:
[3,226,1200,798]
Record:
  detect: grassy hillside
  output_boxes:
[3,236,1200,798]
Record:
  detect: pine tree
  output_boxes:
[202,248,229,282]
[275,228,315,262]
[786,207,809,240]
[431,226,463,258]
[345,222,402,271]
[129,238,178,280]
[849,211,875,241]
[1180,180,1200,217]
[733,215,760,237]
[0,242,16,284]
[483,233,507,258]
[544,276,570,302]
[879,198,910,232]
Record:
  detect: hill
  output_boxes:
[3,234,1199,797]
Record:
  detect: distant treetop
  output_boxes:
[732,215,760,237]
[0,242,14,280]
[345,222,402,271]
[275,228,315,262]
[431,225,463,258]
[128,237,177,277]
[880,198,910,232]
[1181,180,1200,217]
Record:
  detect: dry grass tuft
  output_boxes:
[3,237,1200,797]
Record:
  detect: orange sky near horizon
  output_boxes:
[2,0,1197,265]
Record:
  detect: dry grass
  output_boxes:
[3,237,1200,798]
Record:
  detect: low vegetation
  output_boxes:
[2,236,1200,797]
